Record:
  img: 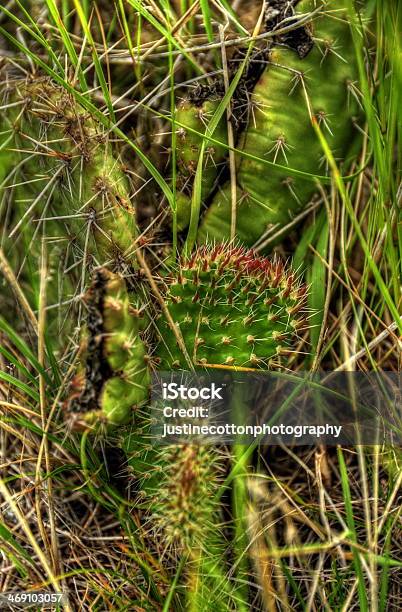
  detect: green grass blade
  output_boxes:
[45,0,88,92]
[126,0,202,73]
[0,316,53,386]
[308,209,329,354]
[72,0,115,121]
[0,371,39,402]
[337,448,368,611]
[200,0,214,43]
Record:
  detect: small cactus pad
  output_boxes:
[156,244,306,369]
[67,269,150,427]
[198,0,360,245]
[142,444,222,550]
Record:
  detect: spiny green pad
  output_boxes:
[67,269,150,428]
[1,76,137,264]
[123,432,230,602]
[198,0,360,245]
[125,439,223,552]
[156,244,306,369]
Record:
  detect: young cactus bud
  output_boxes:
[156,244,306,369]
[67,269,150,428]
[198,0,361,246]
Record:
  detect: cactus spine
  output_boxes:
[195,0,360,245]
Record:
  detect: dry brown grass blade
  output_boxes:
[0,247,38,334]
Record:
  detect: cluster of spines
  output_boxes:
[157,244,307,368]
[141,443,223,552]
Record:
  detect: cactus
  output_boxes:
[7,76,137,257]
[175,95,228,230]
[70,244,306,425]
[196,0,360,246]
[0,75,138,335]
[133,243,306,604]
[156,243,306,369]
[62,243,306,607]
[67,268,150,428]
[123,430,235,606]
[73,244,306,584]
[139,442,222,549]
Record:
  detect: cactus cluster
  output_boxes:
[0,1,392,609]
[173,0,360,246]
[67,268,150,427]
[156,243,306,369]
[0,75,138,337]
[72,244,306,426]
[73,243,305,573]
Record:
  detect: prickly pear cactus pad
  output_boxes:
[198,0,360,245]
[156,244,306,368]
[0,75,137,287]
[67,268,150,428]
[141,443,222,550]
[123,431,234,604]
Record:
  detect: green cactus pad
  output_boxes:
[0,76,137,276]
[142,443,222,549]
[0,75,139,341]
[156,244,306,369]
[67,269,150,428]
[123,431,230,599]
[175,96,228,229]
[198,0,360,245]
